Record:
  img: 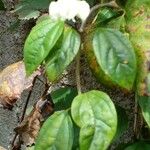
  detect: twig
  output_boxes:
[11,76,37,149]
[41,82,50,100]
[20,76,37,122]
[36,76,45,85]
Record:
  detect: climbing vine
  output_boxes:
[0,0,150,149]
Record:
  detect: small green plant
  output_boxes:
[0,0,150,149]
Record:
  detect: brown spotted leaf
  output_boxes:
[15,96,54,146]
[0,61,40,109]
[125,0,150,96]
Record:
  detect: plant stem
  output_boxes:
[20,76,37,122]
[75,52,81,94]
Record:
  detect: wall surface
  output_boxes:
[0,1,45,149]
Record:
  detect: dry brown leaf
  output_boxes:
[14,95,54,146]
[0,146,7,150]
[0,61,40,109]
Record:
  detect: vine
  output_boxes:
[0,0,150,150]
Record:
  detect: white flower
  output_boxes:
[49,0,90,22]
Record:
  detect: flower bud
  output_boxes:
[49,0,90,22]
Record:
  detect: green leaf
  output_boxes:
[94,6,126,32]
[92,28,137,90]
[95,7,123,26]
[46,26,81,82]
[124,141,150,150]
[125,0,150,96]
[13,0,53,20]
[35,111,74,150]
[0,0,5,10]
[79,125,95,150]
[24,18,64,75]
[85,0,95,7]
[138,96,150,128]
[113,106,128,141]
[36,14,50,24]
[72,122,80,150]
[51,87,78,111]
[71,90,117,150]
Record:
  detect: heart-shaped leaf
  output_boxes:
[113,106,128,141]
[71,90,117,150]
[51,87,78,111]
[138,95,150,128]
[92,28,137,90]
[35,110,74,150]
[46,26,81,82]
[124,141,150,150]
[24,18,64,75]
[72,122,80,150]
[95,7,123,26]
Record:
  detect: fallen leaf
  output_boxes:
[14,95,54,146]
[0,146,7,150]
[0,61,40,109]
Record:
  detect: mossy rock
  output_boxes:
[125,0,150,96]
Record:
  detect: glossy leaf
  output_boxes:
[35,111,74,150]
[46,26,81,82]
[51,87,78,111]
[79,125,95,150]
[13,0,52,20]
[94,7,126,31]
[138,96,150,128]
[124,141,150,150]
[85,0,95,7]
[72,122,80,150]
[0,0,5,10]
[113,106,128,141]
[71,90,117,150]
[92,28,137,90]
[24,18,64,75]
[95,7,123,26]
[36,14,50,24]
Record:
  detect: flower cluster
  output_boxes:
[49,0,90,22]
